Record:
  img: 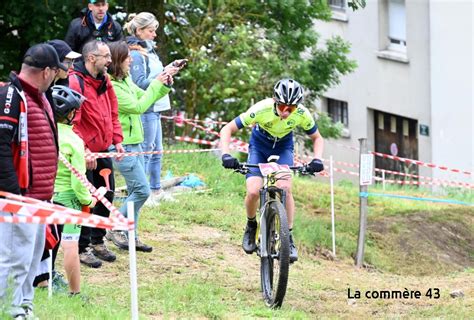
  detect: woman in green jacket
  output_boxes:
[107,41,171,252]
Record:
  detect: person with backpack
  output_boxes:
[0,43,65,319]
[65,0,123,54]
[68,40,124,268]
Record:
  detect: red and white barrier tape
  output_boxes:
[58,153,132,229]
[333,167,359,177]
[175,136,217,146]
[173,133,473,189]
[374,168,474,189]
[171,113,471,177]
[174,135,249,153]
[370,151,472,176]
[331,166,473,188]
[172,135,331,177]
[1,191,95,219]
[323,141,471,176]
[320,158,473,189]
[162,115,229,126]
[181,118,248,148]
[375,177,473,188]
[85,148,221,161]
[0,196,128,230]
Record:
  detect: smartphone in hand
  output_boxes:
[173,59,188,69]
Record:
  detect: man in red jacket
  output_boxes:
[0,43,65,319]
[69,40,124,268]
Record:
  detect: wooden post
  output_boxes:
[355,138,368,268]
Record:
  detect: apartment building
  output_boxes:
[314,0,473,184]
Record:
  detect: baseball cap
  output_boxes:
[23,44,68,72]
[47,40,82,61]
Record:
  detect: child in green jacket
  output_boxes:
[52,85,97,293]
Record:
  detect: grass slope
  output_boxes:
[34,147,473,319]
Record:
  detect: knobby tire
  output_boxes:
[260,200,290,308]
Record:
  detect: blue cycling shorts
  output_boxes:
[246,144,294,179]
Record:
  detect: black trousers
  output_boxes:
[33,224,63,286]
[79,157,115,253]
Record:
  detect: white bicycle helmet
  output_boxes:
[273,78,304,105]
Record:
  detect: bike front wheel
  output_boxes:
[260,200,290,308]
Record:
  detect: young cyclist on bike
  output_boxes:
[220,78,325,262]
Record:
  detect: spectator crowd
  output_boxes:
[0,1,186,318]
[0,1,325,319]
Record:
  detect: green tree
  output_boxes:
[163,0,357,138]
[0,0,86,78]
[0,0,362,140]
[0,0,127,79]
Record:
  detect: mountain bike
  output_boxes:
[233,157,311,308]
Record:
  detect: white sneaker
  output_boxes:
[143,195,159,207]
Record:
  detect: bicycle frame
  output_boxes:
[258,173,287,259]
[233,159,310,308]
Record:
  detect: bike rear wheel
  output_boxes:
[260,200,290,308]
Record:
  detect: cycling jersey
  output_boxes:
[234,98,318,177]
[236,98,317,137]
[234,98,317,149]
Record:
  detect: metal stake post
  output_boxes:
[330,155,336,256]
[128,202,139,320]
[382,169,386,191]
[355,138,369,268]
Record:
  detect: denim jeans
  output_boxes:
[113,144,151,236]
[141,112,163,190]
[0,212,45,317]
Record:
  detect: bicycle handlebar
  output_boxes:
[233,163,314,176]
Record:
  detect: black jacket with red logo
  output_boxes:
[0,74,24,194]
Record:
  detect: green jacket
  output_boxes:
[54,123,93,206]
[110,75,170,145]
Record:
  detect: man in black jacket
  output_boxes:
[65,0,123,53]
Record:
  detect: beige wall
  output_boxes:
[429,0,473,183]
[314,0,473,184]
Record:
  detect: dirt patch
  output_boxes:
[73,221,474,318]
[370,211,474,275]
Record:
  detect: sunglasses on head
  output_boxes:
[276,103,297,113]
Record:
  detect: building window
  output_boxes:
[327,98,349,127]
[388,0,406,52]
[403,119,409,136]
[328,0,345,11]
[328,0,348,22]
[390,116,397,133]
[378,113,384,130]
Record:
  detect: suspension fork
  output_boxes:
[258,187,286,258]
[259,189,269,258]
